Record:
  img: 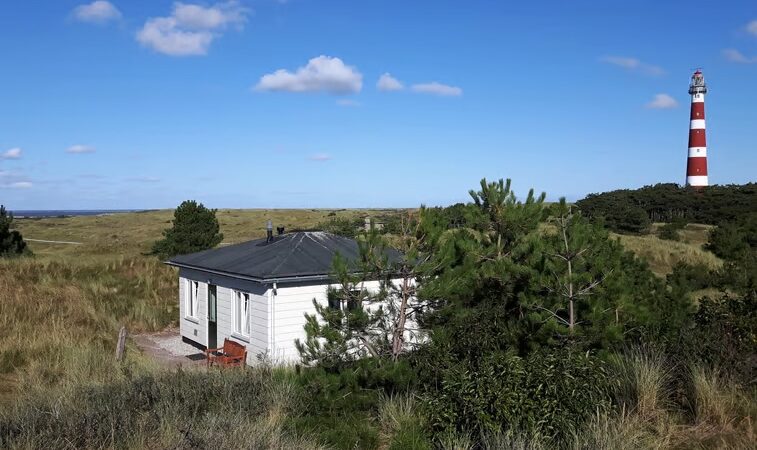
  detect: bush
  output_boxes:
[706,222,750,260]
[658,219,687,241]
[151,200,223,259]
[0,205,29,257]
[316,217,364,238]
[418,349,613,443]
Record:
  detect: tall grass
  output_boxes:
[0,256,176,401]
[0,368,324,449]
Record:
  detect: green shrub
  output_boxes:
[151,200,223,259]
[419,349,613,443]
[706,222,750,260]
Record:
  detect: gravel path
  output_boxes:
[133,329,206,369]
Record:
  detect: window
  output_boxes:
[347,289,362,311]
[185,279,199,318]
[233,290,251,337]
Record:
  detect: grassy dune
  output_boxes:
[613,224,722,276]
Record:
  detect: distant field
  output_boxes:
[14,208,405,259]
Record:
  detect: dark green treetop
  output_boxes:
[152,200,223,259]
[0,205,30,257]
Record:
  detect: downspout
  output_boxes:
[270,282,277,361]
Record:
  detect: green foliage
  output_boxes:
[151,200,223,259]
[706,222,750,260]
[315,217,364,237]
[417,348,613,442]
[658,218,687,241]
[296,231,392,369]
[576,183,757,232]
[686,292,756,383]
[290,359,417,449]
[0,205,30,257]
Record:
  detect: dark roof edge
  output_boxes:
[164,261,333,284]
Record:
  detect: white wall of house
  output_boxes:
[178,269,422,366]
[178,268,269,365]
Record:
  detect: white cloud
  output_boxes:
[411,82,463,97]
[66,145,96,154]
[73,1,122,24]
[377,73,403,91]
[600,56,665,76]
[308,153,332,161]
[254,56,363,94]
[722,48,757,64]
[0,170,31,189]
[646,93,678,109]
[1,148,22,159]
[746,19,757,36]
[136,1,249,56]
[336,99,360,107]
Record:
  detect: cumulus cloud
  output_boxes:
[646,93,678,109]
[377,73,403,91]
[411,82,463,97]
[308,153,332,162]
[746,19,757,36]
[722,48,757,63]
[600,56,665,76]
[66,145,96,154]
[1,148,22,159]
[136,1,249,56]
[72,1,122,24]
[254,56,363,94]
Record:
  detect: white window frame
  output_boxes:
[185,279,199,319]
[232,289,251,338]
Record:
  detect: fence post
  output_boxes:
[115,326,128,362]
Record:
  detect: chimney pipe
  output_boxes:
[266,220,273,242]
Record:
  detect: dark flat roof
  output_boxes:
[166,231,402,282]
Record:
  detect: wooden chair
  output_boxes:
[206,338,247,368]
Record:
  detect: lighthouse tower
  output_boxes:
[686,70,708,187]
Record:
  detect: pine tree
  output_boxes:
[152,200,223,259]
[0,205,30,257]
[295,230,390,369]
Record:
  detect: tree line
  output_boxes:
[575,182,757,233]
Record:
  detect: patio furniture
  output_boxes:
[205,338,247,368]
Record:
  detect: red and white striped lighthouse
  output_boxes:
[686,70,708,187]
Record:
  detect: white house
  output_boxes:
[166,230,405,365]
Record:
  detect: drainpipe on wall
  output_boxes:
[270,282,277,362]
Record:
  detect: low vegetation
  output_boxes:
[1,183,754,449]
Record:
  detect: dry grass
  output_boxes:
[14,208,404,259]
[614,227,722,276]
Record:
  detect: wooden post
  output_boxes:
[115,326,128,362]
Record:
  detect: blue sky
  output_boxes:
[1,0,755,209]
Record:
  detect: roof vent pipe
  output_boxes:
[266,220,273,242]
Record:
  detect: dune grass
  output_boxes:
[613,224,722,276]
